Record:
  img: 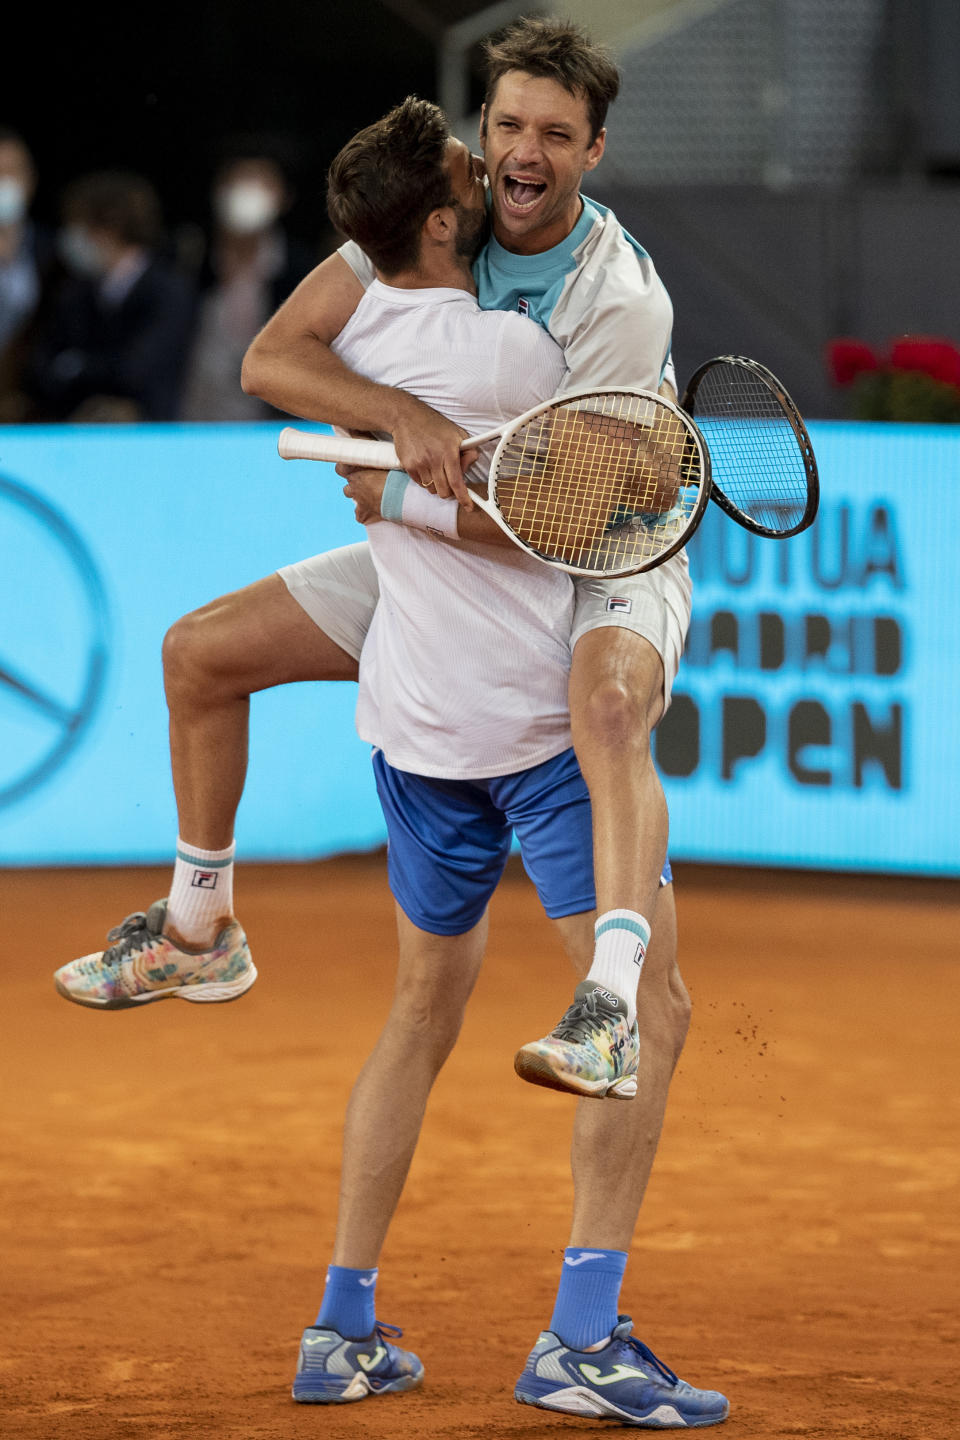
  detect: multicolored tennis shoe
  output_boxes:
[514,981,639,1098]
[53,899,256,1009]
[292,1321,424,1404]
[515,1316,729,1427]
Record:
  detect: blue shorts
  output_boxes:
[372,747,673,937]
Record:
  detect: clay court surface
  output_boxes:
[0,858,956,1439]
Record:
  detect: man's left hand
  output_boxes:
[339,464,390,525]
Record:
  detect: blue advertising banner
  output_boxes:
[1,421,958,873]
[657,422,960,873]
[0,424,386,864]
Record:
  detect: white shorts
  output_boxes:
[278,542,692,709]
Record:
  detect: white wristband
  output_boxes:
[400,477,460,539]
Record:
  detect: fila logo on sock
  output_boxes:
[191,871,218,889]
[605,596,632,613]
[633,940,646,967]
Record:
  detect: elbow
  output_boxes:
[240,339,266,399]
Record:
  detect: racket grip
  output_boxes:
[277,426,400,469]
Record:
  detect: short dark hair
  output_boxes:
[482,16,620,143]
[327,97,453,276]
[63,171,162,248]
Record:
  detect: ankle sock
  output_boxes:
[549,1247,628,1351]
[316,1265,378,1340]
[166,838,235,947]
[585,910,651,1027]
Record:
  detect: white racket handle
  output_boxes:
[278,427,400,467]
[278,423,507,469]
[278,425,527,549]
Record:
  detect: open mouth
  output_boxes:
[502,175,547,211]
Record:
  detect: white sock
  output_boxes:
[166,838,236,947]
[585,910,651,1027]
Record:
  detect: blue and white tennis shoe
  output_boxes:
[292,1321,423,1404]
[515,1315,729,1427]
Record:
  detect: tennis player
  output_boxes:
[270,97,722,1426]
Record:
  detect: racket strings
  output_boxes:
[492,393,702,572]
[692,367,809,531]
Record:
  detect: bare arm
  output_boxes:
[242,253,471,503]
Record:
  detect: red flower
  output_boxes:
[826,338,879,387]
[888,335,960,390]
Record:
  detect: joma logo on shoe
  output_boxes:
[578,1361,651,1387]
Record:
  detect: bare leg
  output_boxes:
[332,907,488,1268]
[568,627,667,926]
[553,886,690,1249]
[162,573,358,850]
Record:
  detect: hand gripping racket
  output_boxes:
[681,355,819,537]
[278,386,710,578]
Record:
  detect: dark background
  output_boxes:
[9,0,960,418]
[12,1,451,243]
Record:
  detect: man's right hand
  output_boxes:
[391,397,476,508]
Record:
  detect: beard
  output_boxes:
[454,202,491,263]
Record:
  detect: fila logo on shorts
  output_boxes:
[606,596,633,614]
[517,297,530,316]
[191,871,218,889]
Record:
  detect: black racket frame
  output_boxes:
[681,353,820,539]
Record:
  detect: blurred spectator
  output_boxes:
[181,151,317,420]
[25,171,195,421]
[0,128,55,421]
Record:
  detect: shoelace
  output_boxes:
[552,989,616,1042]
[103,910,155,960]
[621,1335,679,1386]
[73,912,152,975]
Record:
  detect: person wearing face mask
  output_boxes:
[181,151,318,420]
[0,128,57,421]
[24,169,196,421]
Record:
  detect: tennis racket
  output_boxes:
[278,386,710,578]
[681,355,819,537]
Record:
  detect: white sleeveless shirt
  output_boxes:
[331,278,573,779]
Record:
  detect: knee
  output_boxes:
[388,990,466,1069]
[579,678,649,751]
[162,609,229,700]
